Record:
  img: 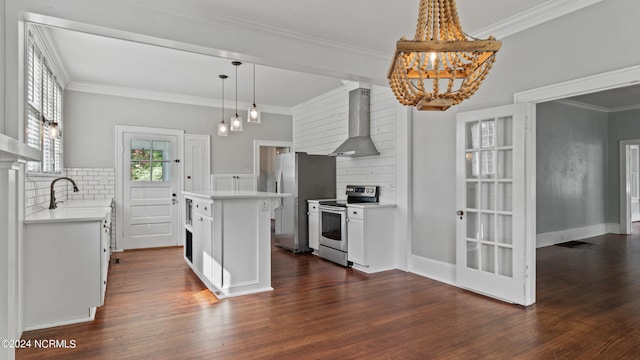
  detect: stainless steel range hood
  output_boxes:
[329,88,379,157]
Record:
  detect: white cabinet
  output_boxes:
[346,208,365,265]
[346,205,396,273]
[307,201,320,251]
[211,174,257,191]
[184,192,278,298]
[100,215,111,305]
[24,209,112,330]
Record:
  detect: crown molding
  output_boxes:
[66,82,293,116]
[28,24,71,87]
[609,103,640,113]
[554,99,609,113]
[472,0,604,39]
[122,0,390,62]
[555,98,640,114]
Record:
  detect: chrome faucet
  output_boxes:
[49,177,79,209]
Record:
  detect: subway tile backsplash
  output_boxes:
[26,168,117,249]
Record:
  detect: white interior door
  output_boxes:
[456,103,533,305]
[123,132,180,249]
[184,134,210,192]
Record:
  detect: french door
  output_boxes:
[456,103,534,305]
[122,132,180,249]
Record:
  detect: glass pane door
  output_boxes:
[464,116,513,277]
[456,103,532,305]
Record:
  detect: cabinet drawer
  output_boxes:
[194,200,213,217]
[308,203,319,213]
[347,207,364,220]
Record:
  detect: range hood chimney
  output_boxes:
[329,88,379,157]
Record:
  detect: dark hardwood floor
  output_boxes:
[17,233,640,359]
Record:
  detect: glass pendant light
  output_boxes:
[48,121,61,139]
[247,63,261,124]
[230,61,243,132]
[217,74,229,136]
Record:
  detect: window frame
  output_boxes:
[25,27,64,175]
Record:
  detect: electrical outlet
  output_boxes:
[260,200,269,212]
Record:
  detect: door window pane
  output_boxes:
[496,215,512,245]
[466,122,479,149]
[496,116,513,147]
[497,182,512,212]
[481,244,495,273]
[480,120,495,148]
[467,241,479,270]
[480,150,495,179]
[130,139,172,182]
[481,213,495,242]
[467,212,479,240]
[467,182,478,209]
[481,182,495,210]
[497,149,513,179]
[466,151,479,179]
[498,246,513,277]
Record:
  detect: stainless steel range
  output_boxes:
[318,185,379,266]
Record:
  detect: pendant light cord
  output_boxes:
[235,64,239,117]
[252,64,256,106]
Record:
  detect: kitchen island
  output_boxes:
[183,191,288,298]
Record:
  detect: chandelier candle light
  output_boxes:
[217,74,229,136]
[230,61,243,132]
[387,0,502,111]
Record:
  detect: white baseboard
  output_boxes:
[24,307,96,331]
[606,223,621,234]
[408,254,456,286]
[536,223,609,248]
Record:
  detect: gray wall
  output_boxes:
[0,0,5,134]
[412,0,640,264]
[536,101,608,234]
[606,109,640,223]
[64,90,292,173]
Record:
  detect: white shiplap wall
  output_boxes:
[293,84,397,203]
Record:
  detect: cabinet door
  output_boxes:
[199,216,215,286]
[192,214,207,275]
[347,217,366,265]
[212,176,235,191]
[308,210,319,250]
[236,175,257,191]
[100,223,110,305]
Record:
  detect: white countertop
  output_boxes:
[183,190,290,200]
[58,199,113,208]
[25,207,111,224]
[307,199,336,203]
[346,202,397,209]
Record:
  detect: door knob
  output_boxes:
[457,210,464,219]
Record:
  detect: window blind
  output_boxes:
[26,30,64,173]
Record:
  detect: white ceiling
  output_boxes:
[38,0,623,113]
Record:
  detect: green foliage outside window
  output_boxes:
[130,148,167,181]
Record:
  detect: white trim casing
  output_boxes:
[514,65,640,104]
[395,104,411,272]
[253,140,293,178]
[619,139,640,234]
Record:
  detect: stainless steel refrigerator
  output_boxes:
[274,152,336,253]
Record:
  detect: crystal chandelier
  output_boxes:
[387,0,502,111]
